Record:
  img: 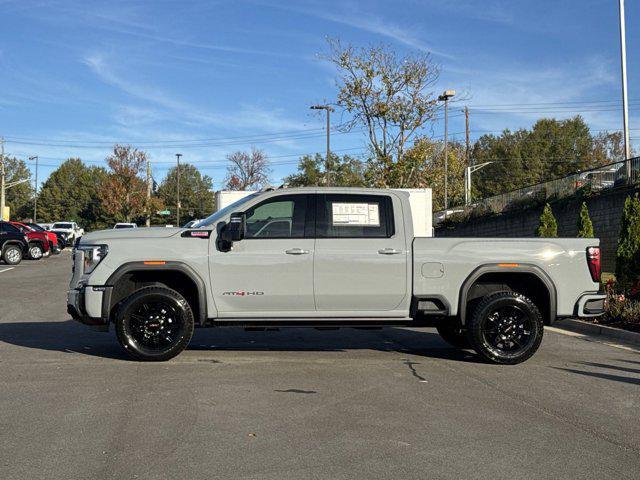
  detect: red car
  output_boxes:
[25,222,61,255]
[10,221,53,260]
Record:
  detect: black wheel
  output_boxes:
[436,321,471,349]
[115,286,194,361]
[2,245,23,265]
[28,243,44,260]
[467,291,543,365]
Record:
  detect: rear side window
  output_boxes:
[0,222,21,234]
[243,194,309,239]
[316,194,394,238]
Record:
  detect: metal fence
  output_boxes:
[434,157,640,224]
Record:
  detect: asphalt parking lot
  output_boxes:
[1,251,639,479]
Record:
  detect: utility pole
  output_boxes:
[438,90,455,212]
[464,107,470,167]
[176,153,182,227]
[310,105,335,186]
[29,156,38,223]
[146,159,152,227]
[0,138,5,221]
[618,0,632,179]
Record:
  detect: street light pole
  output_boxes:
[176,153,182,226]
[310,105,335,186]
[618,0,631,178]
[29,156,38,222]
[438,90,455,211]
[465,162,493,205]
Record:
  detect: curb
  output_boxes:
[553,318,640,346]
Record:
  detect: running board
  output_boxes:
[210,318,413,328]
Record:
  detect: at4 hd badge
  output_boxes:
[222,291,265,296]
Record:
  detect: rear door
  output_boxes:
[313,193,409,314]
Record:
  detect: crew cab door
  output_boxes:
[210,193,315,316]
[313,193,409,314]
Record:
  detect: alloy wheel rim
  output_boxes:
[481,305,534,354]
[7,249,20,263]
[30,246,42,259]
[128,300,185,351]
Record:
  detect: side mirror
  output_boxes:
[221,212,246,243]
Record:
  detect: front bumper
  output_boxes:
[575,293,607,317]
[67,285,112,330]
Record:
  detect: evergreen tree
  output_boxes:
[577,201,594,238]
[1,156,33,220]
[615,196,640,287]
[536,203,558,237]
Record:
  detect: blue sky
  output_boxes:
[1,0,638,188]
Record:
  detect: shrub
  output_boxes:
[577,201,594,237]
[536,203,558,237]
[615,195,640,288]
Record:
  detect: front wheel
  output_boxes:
[115,286,194,361]
[467,291,544,365]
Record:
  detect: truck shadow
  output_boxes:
[0,320,479,363]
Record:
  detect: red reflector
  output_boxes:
[586,246,601,283]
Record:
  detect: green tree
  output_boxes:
[38,158,102,226]
[577,202,594,238]
[157,163,215,225]
[1,156,33,220]
[615,196,640,287]
[284,153,366,187]
[536,203,558,237]
[472,116,607,199]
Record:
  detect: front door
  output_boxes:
[210,193,315,317]
[313,193,409,315]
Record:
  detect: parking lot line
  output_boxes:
[0,267,15,274]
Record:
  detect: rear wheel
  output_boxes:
[436,321,471,349]
[2,245,23,265]
[28,243,44,260]
[115,286,194,361]
[467,291,544,365]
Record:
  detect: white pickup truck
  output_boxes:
[51,221,84,247]
[67,187,605,363]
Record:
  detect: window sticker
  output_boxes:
[331,202,380,226]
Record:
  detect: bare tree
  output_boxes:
[326,39,440,170]
[224,148,271,190]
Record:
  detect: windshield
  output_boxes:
[53,223,73,229]
[27,223,44,232]
[194,193,261,228]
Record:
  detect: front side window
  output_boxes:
[0,222,21,234]
[244,194,308,239]
[316,194,394,238]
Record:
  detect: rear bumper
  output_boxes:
[575,293,607,317]
[67,285,112,329]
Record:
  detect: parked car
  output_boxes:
[0,221,29,265]
[113,223,137,229]
[25,222,61,254]
[38,223,54,231]
[68,187,605,363]
[10,221,51,259]
[51,221,84,247]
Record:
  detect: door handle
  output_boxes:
[285,248,310,255]
[378,248,403,255]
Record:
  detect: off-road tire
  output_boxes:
[115,286,195,361]
[467,291,544,365]
[2,245,23,265]
[436,321,471,349]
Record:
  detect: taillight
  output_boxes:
[586,246,601,283]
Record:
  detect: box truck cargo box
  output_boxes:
[215,190,257,212]
[393,188,432,237]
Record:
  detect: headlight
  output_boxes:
[77,245,108,274]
